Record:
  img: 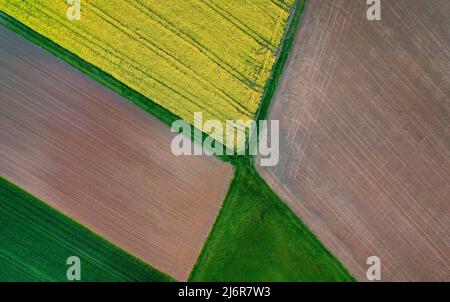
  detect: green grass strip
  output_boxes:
[0,10,243,165]
[0,177,174,282]
[189,165,355,281]
[255,0,307,124]
[0,10,178,128]
[0,0,305,165]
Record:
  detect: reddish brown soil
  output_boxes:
[0,27,233,281]
[258,0,449,281]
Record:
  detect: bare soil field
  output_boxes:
[258,0,450,281]
[0,27,233,281]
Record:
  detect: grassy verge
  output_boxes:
[0,177,174,282]
[0,11,241,165]
[189,164,355,281]
[0,11,178,127]
[0,0,305,165]
[255,0,307,124]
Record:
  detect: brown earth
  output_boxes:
[0,26,233,281]
[258,0,450,281]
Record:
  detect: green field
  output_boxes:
[0,177,173,282]
[190,165,355,281]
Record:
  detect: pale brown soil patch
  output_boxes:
[0,27,233,281]
[258,0,449,281]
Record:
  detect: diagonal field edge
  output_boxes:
[0,0,305,166]
[0,10,238,164]
[0,177,175,282]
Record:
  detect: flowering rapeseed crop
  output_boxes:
[1,0,294,147]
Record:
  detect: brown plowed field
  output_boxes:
[0,27,233,281]
[258,0,450,281]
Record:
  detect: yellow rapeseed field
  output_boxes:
[1,0,294,147]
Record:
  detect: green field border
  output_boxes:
[254,0,307,125]
[0,11,178,128]
[0,177,174,282]
[0,10,243,165]
[0,0,304,166]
